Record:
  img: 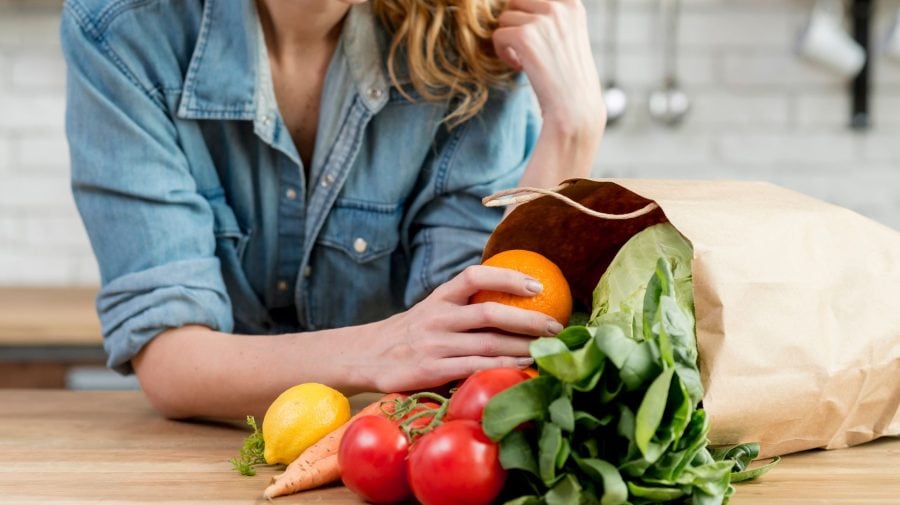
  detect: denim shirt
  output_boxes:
[61,0,539,374]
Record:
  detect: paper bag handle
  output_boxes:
[483,182,660,220]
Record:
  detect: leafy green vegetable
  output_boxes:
[539,423,564,485]
[499,430,539,477]
[590,223,694,333]
[574,457,627,505]
[483,224,776,504]
[545,474,582,505]
[484,376,560,441]
[229,416,266,476]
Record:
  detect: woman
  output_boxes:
[61,0,605,419]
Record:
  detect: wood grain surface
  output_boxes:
[0,288,101,346]
[1,390,898,504]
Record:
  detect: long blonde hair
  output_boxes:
[372,0,517,128]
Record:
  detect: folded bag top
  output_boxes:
[483,178,900,458]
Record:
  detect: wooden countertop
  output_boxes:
[0,287,101,346]
[2,390,898,504]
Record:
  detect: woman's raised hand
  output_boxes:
[493,0,605,136]
[362,265,562,393]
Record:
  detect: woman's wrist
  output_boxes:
[519,107,605,187]
[290,322,383,395]
[540,95,606,149]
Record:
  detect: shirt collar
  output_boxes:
[177,0,392,121]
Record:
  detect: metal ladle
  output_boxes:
[603,0,627,126]
[649,0,690,126]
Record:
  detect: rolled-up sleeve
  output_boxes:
[403,79,540,306]
[61,8,232,373]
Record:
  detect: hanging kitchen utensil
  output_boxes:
[648,0,690,126]
[603,0,627,126]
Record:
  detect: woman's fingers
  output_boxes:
[442,331,535,358]
[497,9,538,27]
[453,302,562,337]
[435,356,535,382]
[436,264,543,304]
[506,0,556,15]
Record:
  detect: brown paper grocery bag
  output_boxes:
[483,178,900,458]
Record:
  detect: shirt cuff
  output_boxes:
[97,258,233,374]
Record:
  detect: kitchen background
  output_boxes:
[1,0,899,287]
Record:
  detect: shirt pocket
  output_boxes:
[311,199,405,328]
[317,199,402,263]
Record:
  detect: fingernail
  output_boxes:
[547,320,564,335]
[516,357,534,368]
[525,279,543,294]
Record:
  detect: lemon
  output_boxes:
[262,383,351,465]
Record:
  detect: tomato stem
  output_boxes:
[401,401,449,440]
[407,391,449,405]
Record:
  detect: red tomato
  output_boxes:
[338,415,411,504]
[407,420,506,505]
[447,368,530,422]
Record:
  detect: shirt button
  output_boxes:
[303,266,312,278]
[276,280,289,292]
[368,88,384,100]
[320,173,336,187]
[285,188,297,200]
[261,115,272,126]
[353,238,368,254]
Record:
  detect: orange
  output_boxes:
[470,249,573,326]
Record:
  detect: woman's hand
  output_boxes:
[358,265,563,393]
[493,0,605,137]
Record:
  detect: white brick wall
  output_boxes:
[0,0,897,287]
[0,0,98,286]
[588,0,900,235]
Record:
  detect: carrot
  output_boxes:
[263,393,404,499]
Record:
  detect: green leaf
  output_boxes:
[592,326,661,391]
[677,460,734,497]
[617,404,635,441]
[556,325,593,349]
[549,397,575,433]
[539,423,564,485]
[641,258,670,347]
[504,496,544,505]
[230,415,266,476]
[574,458,628,505]
[556,438,571,470]
[499,429,539,477]
[532,335,605,385]
[710,442,759,472]
[545,474,582,505]
[597,371,623,403]
[659,372,693,449]
[573,368,605,393]
[731,457,781,483]
[574,410,611,431]
[655,293,703,405]
[569,312,590,327]
[652,409,710,481]
[590,223,693,334]
[590,311,636,341]
[626,481,686,501]
[634,367,675,461]
[484,376,560,441]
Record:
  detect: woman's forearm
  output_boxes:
[516,115,605,190]
[131,263,555,420]
[132,324,375,420]
[493,0,606,189]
